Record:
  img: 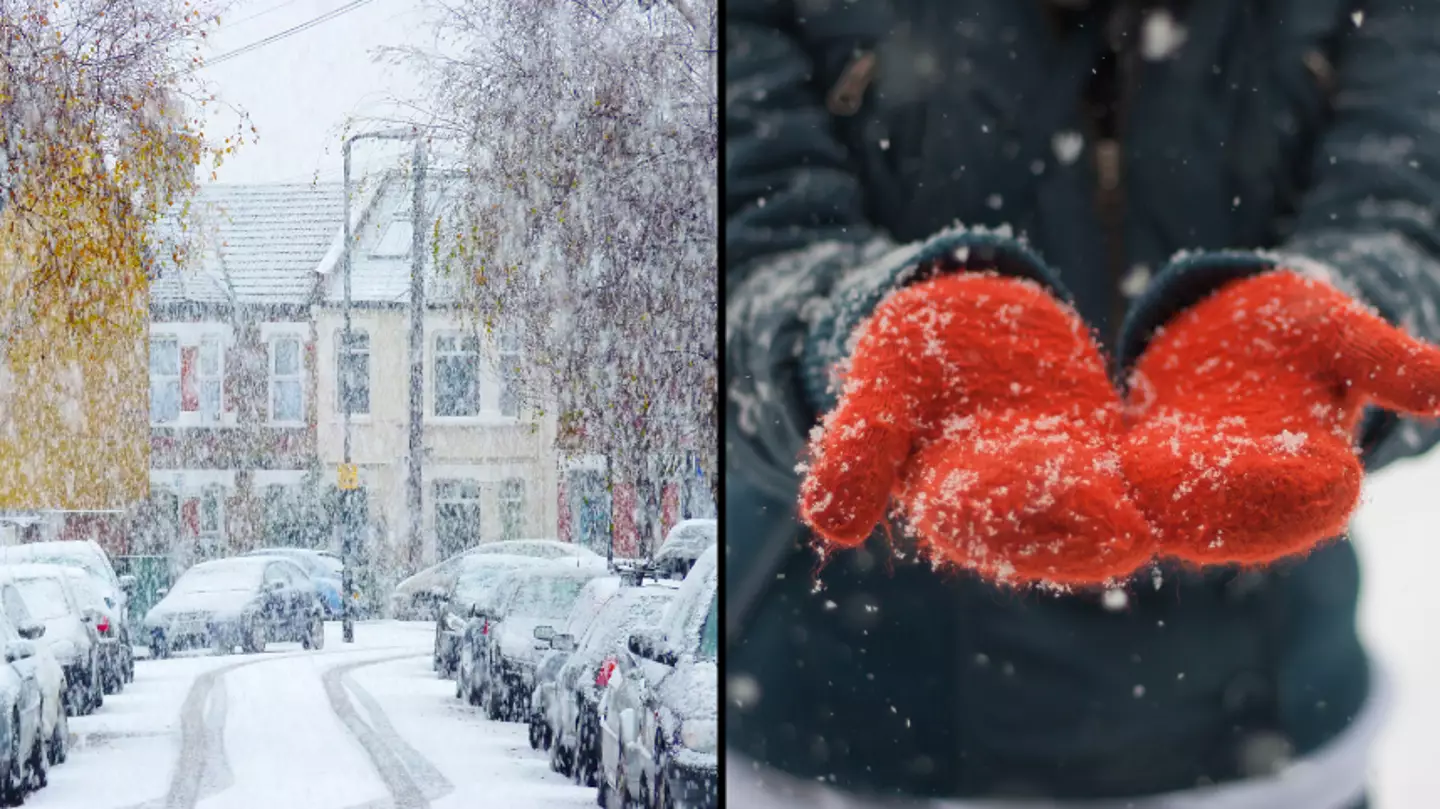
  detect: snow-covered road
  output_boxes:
[23,621,594,809]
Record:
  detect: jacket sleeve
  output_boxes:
[725,0,1064,500]
[1116,0,1440,470]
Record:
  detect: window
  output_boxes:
[435,334,481,417]
[500,478,526,540]
[270,335,304,423]
[336,330,370,416]
[498,330,521,417]
[372,220,414,257]
[150,337,180,424]
[198,336,224,422]
[199,487,224,537]
[435,479,481,560]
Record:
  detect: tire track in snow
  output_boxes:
[113,644,414,809]
[323,653,450,809]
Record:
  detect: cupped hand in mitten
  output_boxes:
[1122,270,1440,566]
[799,272,1155,586]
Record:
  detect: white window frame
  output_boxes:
[150,336,181,425]
[199,486,225,537]
[269,334,306,426]
[198,335,224,423]
[335,328,371,417]
[500,477,525,540]
[433,332,482,419]
[498,330,522,418]
[434,478,482,557]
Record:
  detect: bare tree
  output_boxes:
[395,0,716,556]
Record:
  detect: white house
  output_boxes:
[311,171,560,568]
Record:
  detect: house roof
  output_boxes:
[316,171,466,306]
[151,183,346,306]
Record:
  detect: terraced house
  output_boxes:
[56,184,340,566]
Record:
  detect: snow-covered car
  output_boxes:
[523,575,624,747]
[144,557,325,657]
[474,563,610,722]
[243,548,345,619]
[0,579,67,774]
[55,569,126,695]
[597,544,717,809]
[653,519,717,580]
[433,555,547,678]
[541,581,677,783]
[0,565,104,717]
[0,601,48,802]
[390,540,604,620]
[0,540,135,675]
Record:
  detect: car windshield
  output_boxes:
[580,590,674,657]
[14,578,72,621]
[452,568,510,605]
[502,575,591,620]
[172,563,263,596]
[697,591,717,660]
[66,575,106,611]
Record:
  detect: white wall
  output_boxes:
[313,307,559,563]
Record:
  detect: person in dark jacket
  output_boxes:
[725,1,1440,807]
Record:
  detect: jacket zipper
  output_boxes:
[1096,8,1139,339]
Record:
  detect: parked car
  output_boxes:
[0,604,47,803]
[433,555,547,678]
[539,581,678,783]
[53,570,125,696]
[391,540,605,620]
[597,545,717,809]
[243,548,345,619]
[0,565,104,718]
[652,519,717,580]
[519,574,622,747]
[468,563,610,722]
[0,540,135,681]
[143,557,325,657]
[0,580,67,771]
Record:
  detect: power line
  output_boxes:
[204,0,383,68]
[223,0,310,29]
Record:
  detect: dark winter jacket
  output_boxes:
[725,0,1440,800]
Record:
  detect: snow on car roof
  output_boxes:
[0,562,81,582]
[656,519,717,562]
[0,541,115,583]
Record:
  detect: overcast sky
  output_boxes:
[195,0,436,186]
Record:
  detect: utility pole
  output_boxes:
[407,139,426,572]
[341,137,355,644]
[340,127,423,643]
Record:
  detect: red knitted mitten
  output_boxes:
[799,273,1154,586]
[1123,270,1440,566]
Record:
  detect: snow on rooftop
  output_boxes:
[151,182,346,306]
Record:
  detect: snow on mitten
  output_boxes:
[1122,270,1440,566]
[798,272,1155,586]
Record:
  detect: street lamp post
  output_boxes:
[340,127,424,644]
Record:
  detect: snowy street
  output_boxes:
[25,621,593,809]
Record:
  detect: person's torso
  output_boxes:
[794,0,1349,340]
[727,0,1371,799]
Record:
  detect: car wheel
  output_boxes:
[242,621,266,655]
[26,714,46,792]
[0,712,23,806]
[47,706,67,766]
[89,663,104,713]
[528,715,544,750]
[303,615,325,650]
[550,735,573,777]
[151,631,170,661]
[483,683,503,720]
